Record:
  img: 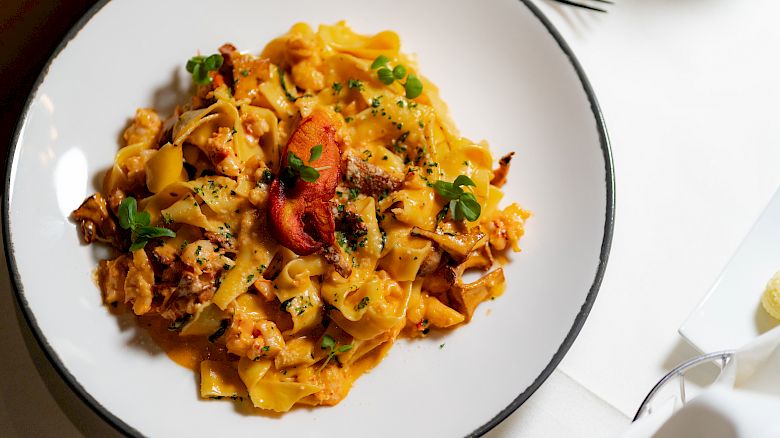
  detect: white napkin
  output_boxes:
[621,325,780,438]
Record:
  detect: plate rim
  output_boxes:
[2,1,614,436]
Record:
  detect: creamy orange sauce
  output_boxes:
[142,315,229,370]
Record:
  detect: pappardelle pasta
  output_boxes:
[72,22,529,412]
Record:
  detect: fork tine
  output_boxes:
[550,0,607,13]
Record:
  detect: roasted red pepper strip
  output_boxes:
[269,110,340,255]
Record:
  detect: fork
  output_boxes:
[550,0,613,13]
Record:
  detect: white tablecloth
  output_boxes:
[3,0,780,436]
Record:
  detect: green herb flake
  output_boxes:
[355,296,370,311]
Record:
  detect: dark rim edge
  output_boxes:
[2,0,139,436]
[467,1,615,436]
[2,1,614,437]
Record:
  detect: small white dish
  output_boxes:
[4,0,613,436]
[680,187,780,353]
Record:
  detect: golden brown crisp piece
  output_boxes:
[269,110,341,256]
[124,249,155,315]
[343,151,403,198]
[97,254,130,305]
[72,193,122,248]
[490,152,514,187]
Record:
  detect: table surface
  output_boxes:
[3,0,780,436]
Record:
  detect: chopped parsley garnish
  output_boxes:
[278,67,297,102]
[432,175,482,222]
[355,296,370,311]
[118,197,176,251]
[347,79,364,91]
[185,54,223,85]
[332,82,343,94]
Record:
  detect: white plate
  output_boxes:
[3,0,613,436]
[680,187,780,353]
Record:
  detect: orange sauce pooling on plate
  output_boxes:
[141,316,229,370]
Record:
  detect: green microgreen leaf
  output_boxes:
[433,181,463,200]
[129,239,148,252]
[186,54,223,85]
[404,73,423,99]
[287,151,304,168]
[118,197,136,229]
[321,334,336,350]
[450,199,463,221]
[392,65,407,80]
[298,166,320,183]
[377,67,395,85]
[135,210,151,227]
[371,54,390,70]
[453,175,476,188]
[203,53,223,71]
[337,344,353,353]
[284,151,320,184]
[310,144,323,161]
[458,192,481,222]
[135,226,177,240]
[118,196,176,251]
[434,176,481,222]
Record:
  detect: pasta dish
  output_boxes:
[72,22,529,412]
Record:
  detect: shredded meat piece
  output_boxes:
[343,151,403,198]
[217,43,237,88]
[321,244,352,278]
[71,193,122,248]
[123,108,162,146]
[97,255,130,305]
[226,316,285,360]
[204,127,241,177]
[124,249,155,315]
[204,230,236,251]
[180,240,233,274]
[302,365,349,406]
[418,247,443,276]
[152,244,178,265]
[157,270,217,320]
[336,210,368,236]
[490,152,514,187]
[262,251,285,280]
